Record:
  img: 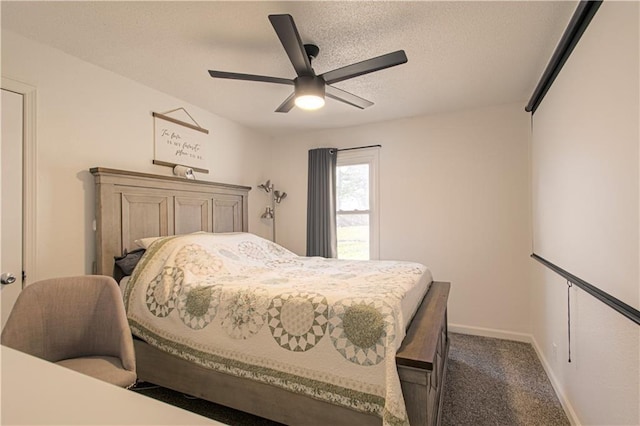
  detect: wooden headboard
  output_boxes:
[91,167,251,276]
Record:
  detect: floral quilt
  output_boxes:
[124,232,431,425]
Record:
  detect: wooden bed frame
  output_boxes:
[91,167,450,426]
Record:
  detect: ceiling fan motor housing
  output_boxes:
[294,75,325,97]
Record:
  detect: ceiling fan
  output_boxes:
[208,14,408,113]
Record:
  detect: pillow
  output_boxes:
[134,236,162,249]
[134,232,209,249]
[114,248,146,277]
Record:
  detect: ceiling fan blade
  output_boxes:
[325,85,374,110]
[275,93,296,113]
[208,70,293,85]
[268,14,313,77]
[321,50,408,85]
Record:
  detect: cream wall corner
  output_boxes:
[1,30,273,280]
[267,103,533,334]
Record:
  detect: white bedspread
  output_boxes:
[124,232,431,425]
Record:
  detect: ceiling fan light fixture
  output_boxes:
[295,95,325,110]
[294,75,325,111]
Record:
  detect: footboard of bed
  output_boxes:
[396,281,450,426]
[133,338,380,425]
[133,281,450,426]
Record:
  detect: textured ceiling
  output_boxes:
[1,1,577,136]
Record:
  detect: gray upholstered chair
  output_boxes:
[1,275,136,388]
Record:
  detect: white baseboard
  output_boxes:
[448,323,580,425]
[448,323,532,343]
[529,335,581,425]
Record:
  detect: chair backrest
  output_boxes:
[1,275,131,363]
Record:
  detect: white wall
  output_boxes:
[6,10,637,423]
[1,30,273,281]
[529,2,639,425]
[268,103,532,334]
[2,28,534,335]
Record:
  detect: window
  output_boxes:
[336,148,379,260]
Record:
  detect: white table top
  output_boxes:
[1,345,225,425]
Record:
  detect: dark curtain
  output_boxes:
[306,148,337,258]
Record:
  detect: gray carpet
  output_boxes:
[132,333,569,425]
[442,333,569,425]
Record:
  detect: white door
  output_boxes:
[1,88,24,328]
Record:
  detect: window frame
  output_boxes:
[335,147,380,260]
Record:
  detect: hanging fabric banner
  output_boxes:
[153,109,209,173]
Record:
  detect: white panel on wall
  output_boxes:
[531,1,639,308]
[529,2,639,425]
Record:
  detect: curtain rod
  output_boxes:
[336,144,381,152]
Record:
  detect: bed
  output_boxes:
[91,167,450,426]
